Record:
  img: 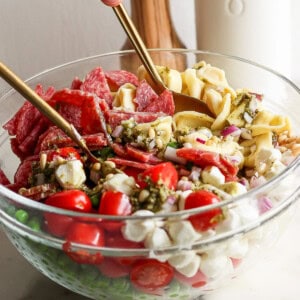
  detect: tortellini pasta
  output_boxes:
[249,110,291,136]
[113,83,136,111]
[173,111,214,131]
[136,60,297,172]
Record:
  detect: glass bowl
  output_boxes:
[1,49,300,300]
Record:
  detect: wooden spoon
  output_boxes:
[0,61,100,163]
[112,4,212,115]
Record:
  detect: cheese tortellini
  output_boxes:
[135,60,298,172]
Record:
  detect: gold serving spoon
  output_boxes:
[0,61,100,163]
[112,4,212,116]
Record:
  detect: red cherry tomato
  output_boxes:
[176,148,238,181]
[44,190,92,237]
[44,213,74,237]
[106,232,144,266]
[130,259,174,293]
[184,190,222,231]
[139,162,178,190]
[45,147,81,162]
[63,222,105,264]
[45,190,92,211]
[97,257,131,278]
[174,270,207,288]
[99,191,132,215]
[98,191,132,231]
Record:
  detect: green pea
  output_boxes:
[14,209,29,224]
[27,216,41,231]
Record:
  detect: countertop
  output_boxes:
[1,205,300,300]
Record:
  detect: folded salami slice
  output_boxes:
[108,157,153,169]
[106,110,165,129]
[125,145,162,164]
[14,156,39,187]
[144,89,175,115]
[70,77,83,90]
[36,126,108,152]
[81,67,113,106]
[3,85,55,139]
[105,70,139,91]
[134,80,159,112]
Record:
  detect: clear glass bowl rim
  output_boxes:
[0,48,300,223]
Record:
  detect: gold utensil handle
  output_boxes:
[113,4,164,90]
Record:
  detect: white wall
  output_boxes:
[0,0,196,94]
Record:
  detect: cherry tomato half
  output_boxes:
[45,147,81,162]
[63,222,105,265]
[106,232,144,266]
[139,162,178,190]
[44,190,92,237]
[98,191,132,231]
[130,259,174,293]
[184,190,223,231]
[45,190,92,211]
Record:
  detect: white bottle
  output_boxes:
[195,0,292,78]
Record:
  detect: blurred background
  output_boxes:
[1,1,300,299]
[1,0,299,91]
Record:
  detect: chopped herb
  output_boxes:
[94,146,115,160]
[167,141,180,149]
[89,193,100,207]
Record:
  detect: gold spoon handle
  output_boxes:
[113,4,164,90]
[0,61,98,162]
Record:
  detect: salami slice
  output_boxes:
[81,67,113,106]
[144,89,175,115]
[18,117,51,155]
[105,70,139,91]
[5,183,22,192]
[111,143,127,157]
[50,89,109,134]
[3,85,54,137]
[35,84,56,101]
[125,145,162,164]
[81,96,106,135]
[0,168,11,185]
[10,138,27,160]
[14,156,39,187]
[70,77,83,90]
[176,148,239,181]
[134,80,159,112]
[39,133,108,151]
[108,157,153,169]
[35,126,67,153]
[19,183,58,201]
[3,117,17,136]
[58,102,82,131]
[50,88,85,107]
[15,103,41,144]
[106,110,165,129]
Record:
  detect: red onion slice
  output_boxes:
[221,125,241,137]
